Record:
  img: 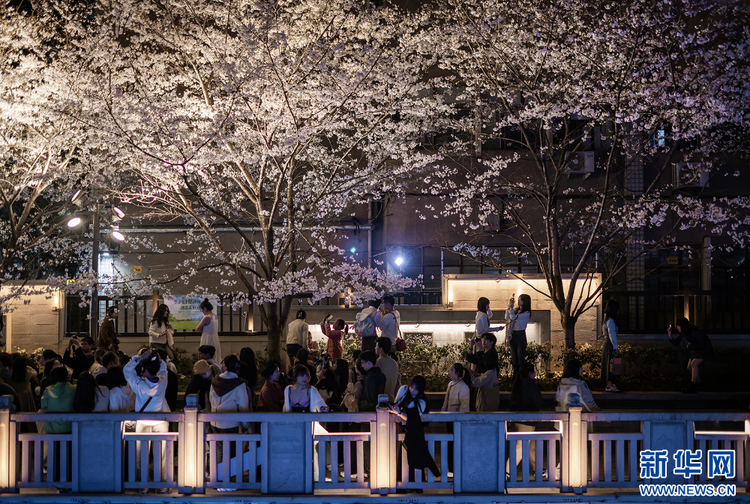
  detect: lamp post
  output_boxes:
[67,199,125,341]
[90,203,100,341]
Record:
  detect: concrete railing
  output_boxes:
[0,395,747,495]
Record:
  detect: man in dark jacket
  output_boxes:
[185,360,213,410]
[466,332,498,374]
[62,336,96,379]
[358,351,386,412]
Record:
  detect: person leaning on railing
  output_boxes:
[40,367,75,434]
[556,359,599,412]
[209,354,250,465]
[282,364,329,413]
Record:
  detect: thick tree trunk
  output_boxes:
[263,301,282,362]
[563,314,577,348]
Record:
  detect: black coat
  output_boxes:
[360,367,386,412]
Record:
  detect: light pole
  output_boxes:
[67,200,125,342]
[90,203,100,341]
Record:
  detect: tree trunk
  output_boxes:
[563,314,577,348]
[263,301,282,362]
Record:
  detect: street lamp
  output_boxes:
[67,202,127,340]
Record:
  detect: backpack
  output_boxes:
[354,311,375,337]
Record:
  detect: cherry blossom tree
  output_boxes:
[425,0,750,346]
[68,0,443,360]
[0,1,94,324]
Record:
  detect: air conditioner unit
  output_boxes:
[672,162,709,189]
[565,151,595,175]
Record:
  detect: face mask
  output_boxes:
[486,308,493,319]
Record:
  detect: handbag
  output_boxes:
[396,337,407,352]
[612,357,623,375]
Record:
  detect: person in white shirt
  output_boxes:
[505,294,532,378]
[601,301,621,393]
[442,363,470,413]
[285,310,309,371]
[124,351,170,494]
[149,304,175,360]
[209,354,250,464]
[355,300,380,351]
[442,363,470,474]
[372,295,400,347]
[556,359,599,412]
[107,365,135,412]
[475,297,502,338]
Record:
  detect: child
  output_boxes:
[320,314,347,361]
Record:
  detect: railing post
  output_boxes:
[0,395,16,493]
[372,395,394,494]
[563,403,586,493]
[179,394,204,494]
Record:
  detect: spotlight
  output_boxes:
[113,206,125,219]
[71,189,82,202]
[112,229,125,241]
[395,257,404,267]
[67,216,82,228]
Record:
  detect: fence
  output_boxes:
[65,294,249,338]
[603,290,750,333]
[0,396,747,495]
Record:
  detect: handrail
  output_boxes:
[1,395,747,496]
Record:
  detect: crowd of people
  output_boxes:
[0,292,714,491]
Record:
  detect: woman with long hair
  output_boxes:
[332,359,349,396]
[256,360,284,412]
[196,298,221,362]
[41,367,75,434]
[601,300,621,392]
[148,304,175,360]
[668,317,714,393]
[475,297,501,339]
[282,364,328,412]
[390,375,441,481]
[107,365,135,413]
[10,357,37,432]
[505,293,532,378]
[238,347,258,391]
[73,372,109,412]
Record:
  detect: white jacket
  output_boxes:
[442,379,470,412]
[209,371,250,429]
[148,321,175,347]
[282,385,328,413]
[93,386,110,412]
[555,377,599,412]
[123,357,170,414]
[109,385,136,412]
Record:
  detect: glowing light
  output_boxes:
[67,216,81,228]
[71,189,82,202]
[112,230,125,241]
[113,206,125,219]
[350,247,357,253]
[395,257,404,266]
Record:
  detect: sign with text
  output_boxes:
[162,295,217,330]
